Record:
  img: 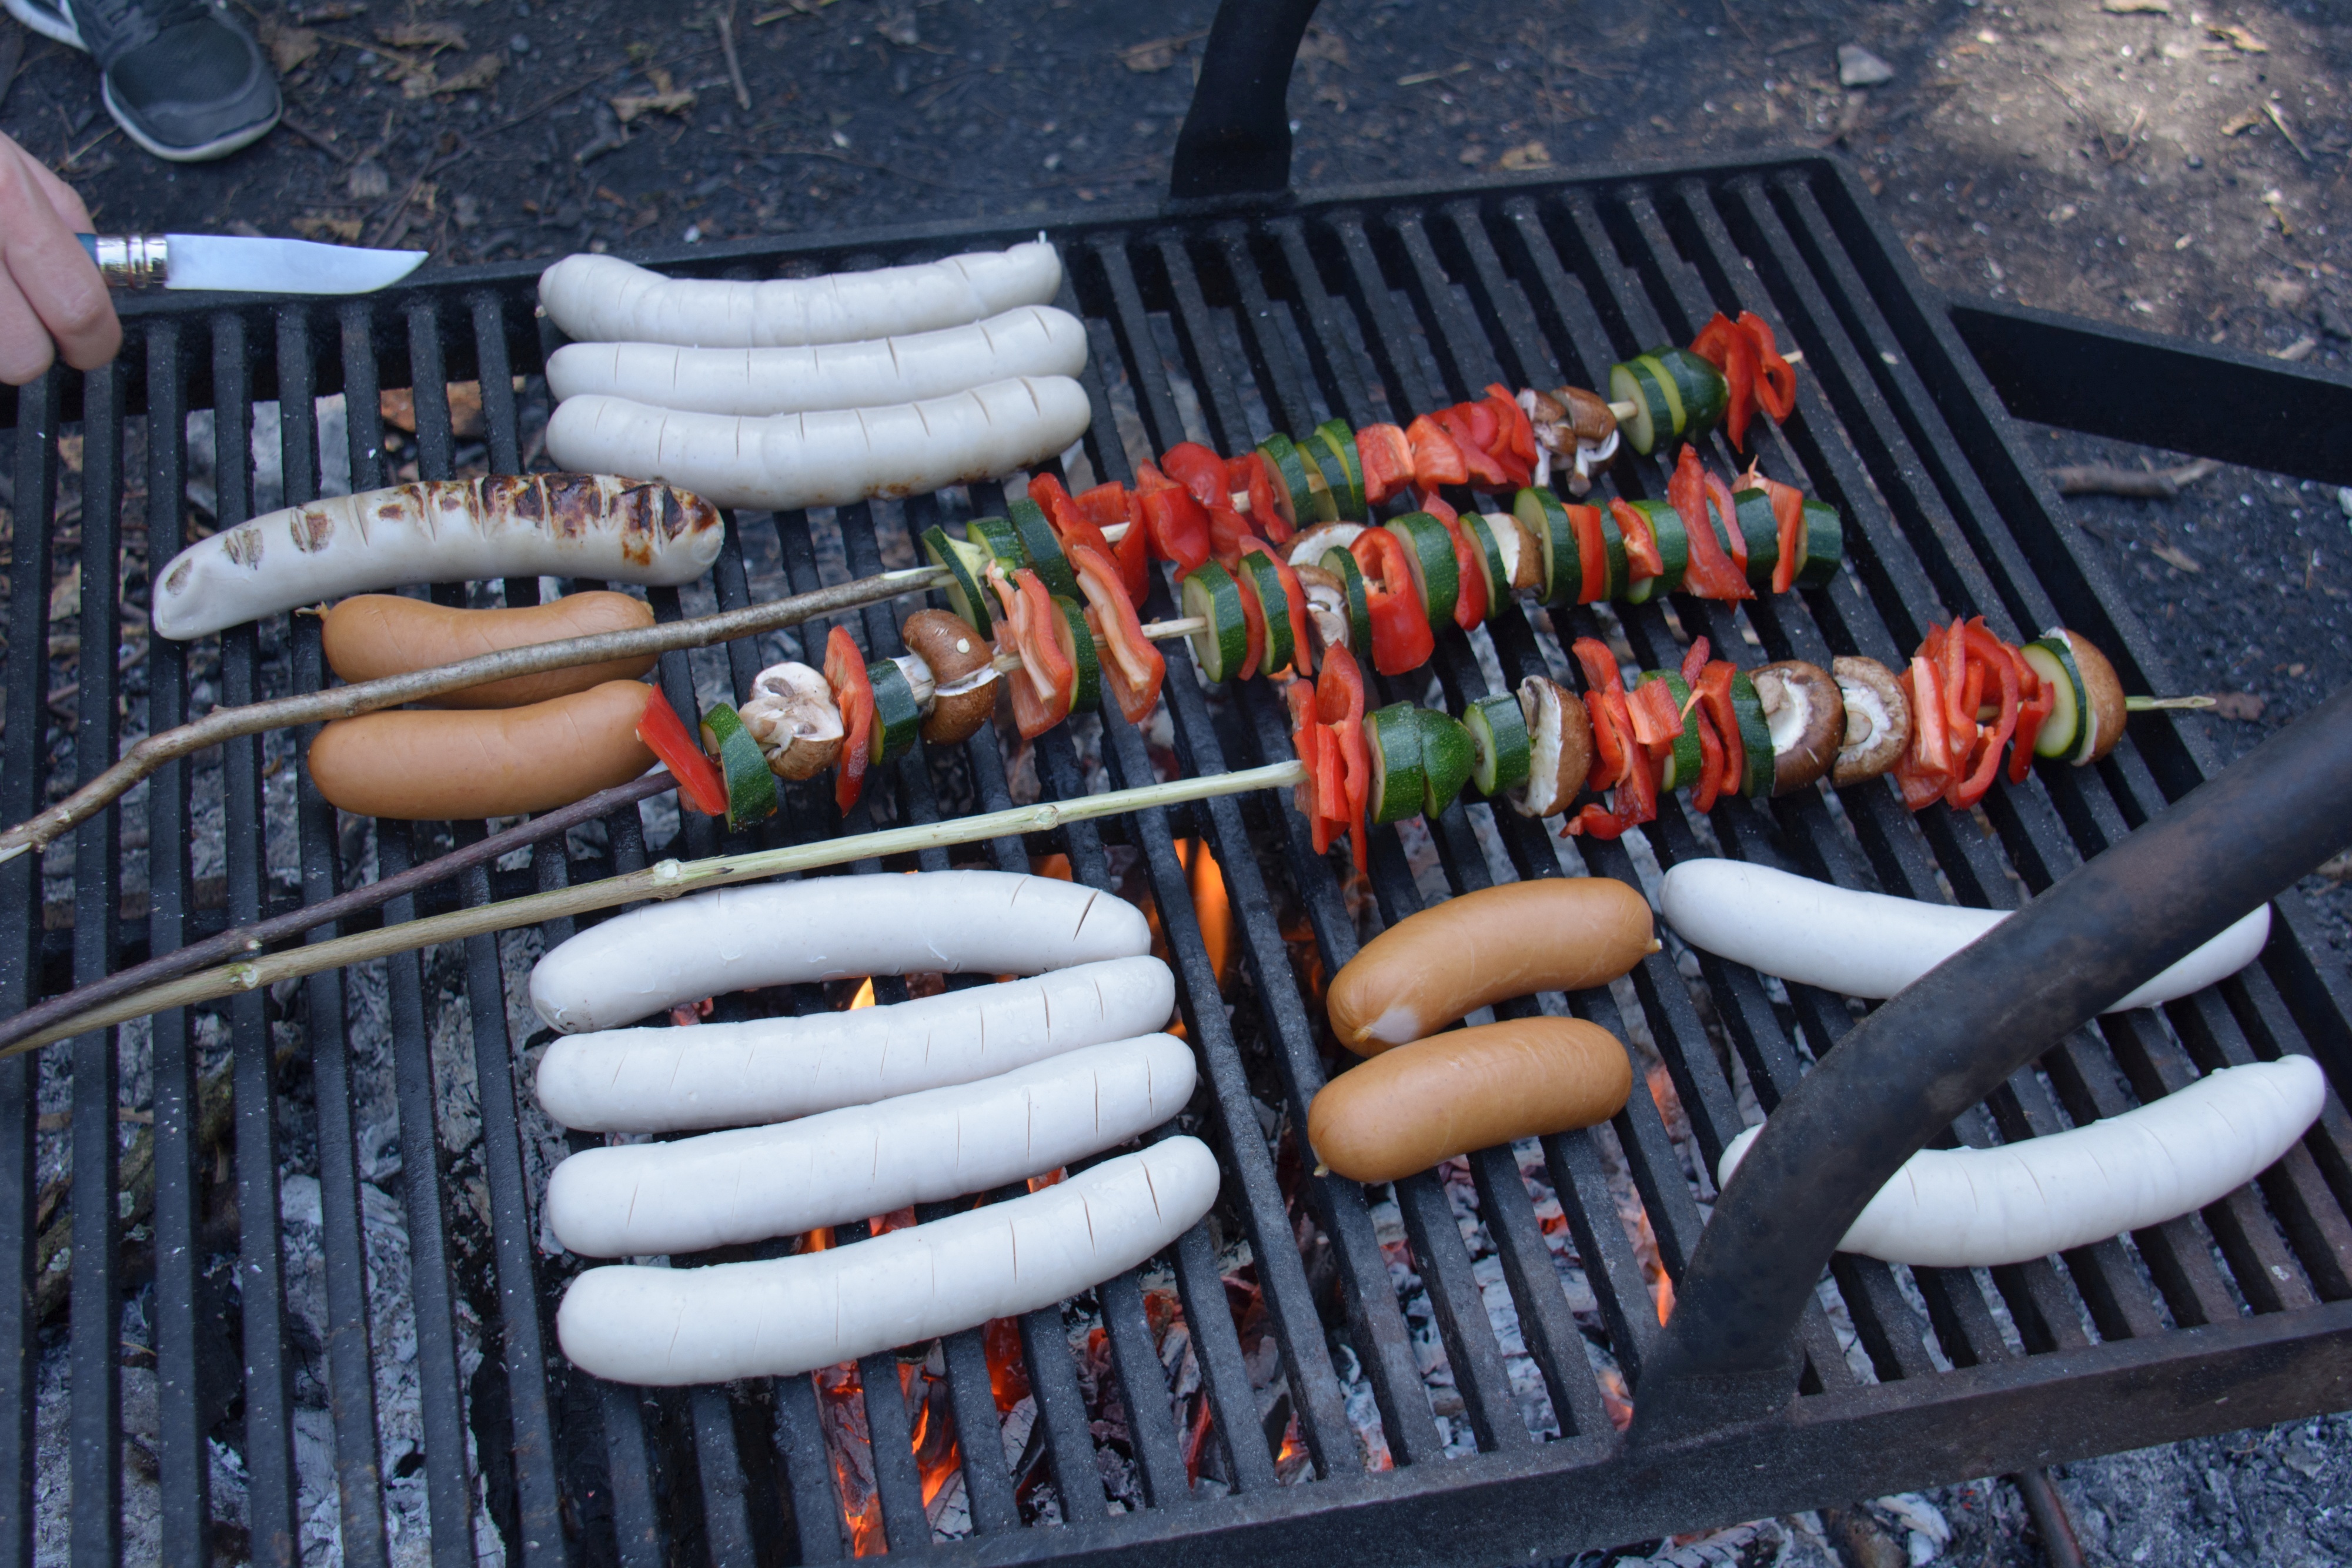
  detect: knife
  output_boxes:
[75,233,428,295]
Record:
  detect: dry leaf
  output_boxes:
[2221,107,2264,135]
[292,1,365,19]
[613,87,697,123]
[2149,541,2203,574]
[2210,691,2266,721]
[1495,140,1552,171]
[55,434,81,474]
[379,22,467,51]
[292,214,364,242]
[380,383,486,439]
[346,159,389,201]
[399,64,439,99]
[2209,24,2268,51]
[2314,850,2352,880]
[1120,34,1195,72]
[436,54,505,95]
[1297,25,1349,65]
[48,562,79,622]
[261,21,319,74]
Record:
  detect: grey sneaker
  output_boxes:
[4,0,279,163]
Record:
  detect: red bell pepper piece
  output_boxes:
[1681,636,1711,688]
[1207,503,1257,567]
[1240,537,1315,679]
[1030,472,1122,596]
[1690,702,1726,813]
[1286,678,1330,851]
[1570,504,1607,604]
[1358,423,1416,508]
[992,570,1075,741]
[1668,446,1754,601]
[1134,462,1210,577]
[1952,620,2021,810]
[823,626,877,814]
[1572,635,1625,696]
[1435,507,1488,631]
[1075,481,1151,604]
[1432,404,1513,490]
[1161,443,1228,509]
[1316,644,1371,871]
[634,685,730,818]
[1226,452,1289,545]
[2010,650,2050,785]
[1405,414,1469,489]
[1693,661,1743,805]
[1739,312,1797,422]
[1234,549,1269,682]
[1566,687,1655,839]
[1706,470,1746,580]
[1609,498,1666,584]
[1626,678,1685,753]
[1071,543,1165,725]
[1692,311,1761,450]
[1350,529,1436,676]
[1484,384,1538,484]
[1733,463,1805,597]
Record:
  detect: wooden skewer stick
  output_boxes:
[4,758,1308,1058]
[0,769,679,1058]
[0,565,951,865]
[2126,695,2219,712]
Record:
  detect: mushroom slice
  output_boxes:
[740,661,844,780]
[903,608,1000,747]
[1287,521,1365,573]
[1508,675,1595,818]
[1294,562,1351,658]
[1829,655,1910,786]
[1750,660,1845,795]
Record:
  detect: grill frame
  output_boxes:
[3,148,2350,1568]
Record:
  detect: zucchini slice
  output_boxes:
[1638,671,1705,791]
[1730,488,1782,590]
[1729,670,1775,799]
[1463,513,1514,617]
[1793,500,1844,589]
[1621,499,1689,606]
[1321,547,1374,658]
[1593,504,1631,603]
[1365,701,1427,824]
[864,659,925,766]
[1385,511,1459,630]
[1311,419,1365,519]
[922,524,997,634]
[1008,497,1079,600]
[1180,561,1250,684]
[1608,358,1667,457]
[1464,691,1534,797]
[1235,550,1296,676]
[1304,425,1357,522]
[1514,486,1577,607]
[1417,708,1476,818]
[1259,433,1314,531]
[1653,347,1729,439]
[2019,638,2087,761]
[967,514,1028,580]
[699,701,782,831]
[1051,596,1101,714]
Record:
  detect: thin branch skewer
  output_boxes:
[6,759,1308,1058]
[0,565,949,865]
[0,770,678,1059]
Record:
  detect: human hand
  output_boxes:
[0,131,120,386]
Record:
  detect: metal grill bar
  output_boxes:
[6,154,2352,1568]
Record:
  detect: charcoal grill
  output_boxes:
[6,5,2352,1562]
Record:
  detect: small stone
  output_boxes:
[1839,45,1896,88]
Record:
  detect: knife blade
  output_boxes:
[77,233,427,295]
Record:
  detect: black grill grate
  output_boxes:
[4,155,2350,1568]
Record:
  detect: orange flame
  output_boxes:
[848,977,877,1010]
[1182,839,1234,991]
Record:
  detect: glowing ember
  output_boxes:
[984,1317,1030,1413]
[814,1363,886,1555]
[847,977,877,1009]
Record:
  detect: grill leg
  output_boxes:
[1167,0,1319,201]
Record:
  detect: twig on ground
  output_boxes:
[2052,459,2220,499]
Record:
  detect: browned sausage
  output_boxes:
[308,680,656,820]
[1324,878,1656,1054]
[321,591,657,708]
[1307,1017,1632,1183]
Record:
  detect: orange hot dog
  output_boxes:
[1324,878,1656,1054]
[308,680,656,820]
[1307,1017,1632,1183]
[321,591,657,708]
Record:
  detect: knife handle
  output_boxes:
[75,235,169,288]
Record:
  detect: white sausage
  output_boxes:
[151,476,724,641]
[1659,858,2269,1011]
[555,1136,1219,1385]
[544,306,1089,416]
[543,377,1093,513]
[545,1033,1197,1257]
[1718,1057,2326,1268]
[537,241,1063,347]
[529,870,1152,1034]
[534,955,1177,1132]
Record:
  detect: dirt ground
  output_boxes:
[3,1,2348,1563]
